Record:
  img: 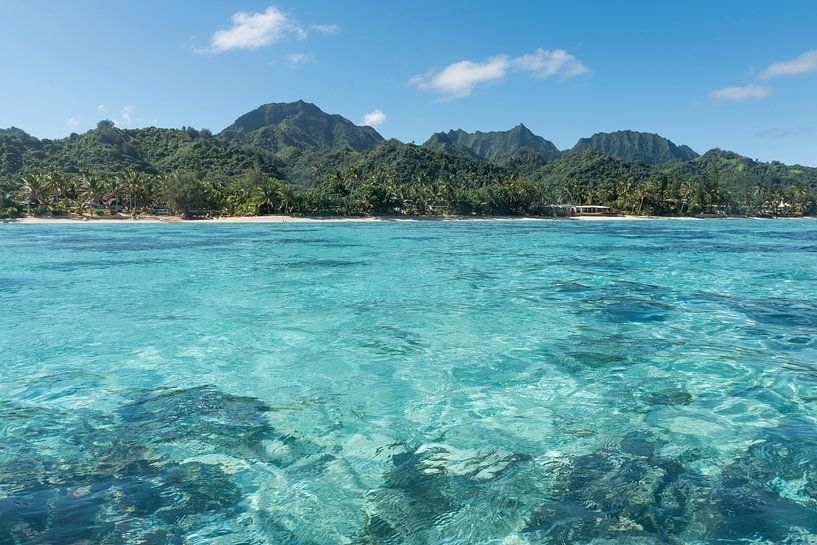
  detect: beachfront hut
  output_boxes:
[573,205,612,215]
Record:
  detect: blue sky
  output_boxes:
[1,0,816,165]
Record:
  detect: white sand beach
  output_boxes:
[3,213,811,224]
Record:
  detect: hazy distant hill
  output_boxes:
[571,130,698,165]
[423,124,562,161]
[218,100,384,154]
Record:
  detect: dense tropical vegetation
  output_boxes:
[571,130,699,165]
[423,124,562,162]
[1,101,815,218]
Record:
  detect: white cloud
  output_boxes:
[755,126,817,139]
[117,105,140,126]
[410,56,511,99]
[310,23,339,35]
[759,49,817,79]
[96,104,108,112]
[66,115,81,129]
[206,6,306,54]
[410,48,589,99]
[284,53,313,68]
[362,109,387,127]
[512,48,590,79]
[709,84,771,102]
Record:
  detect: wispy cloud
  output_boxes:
[284,53,313,68]
[709,84,770,102]
[513,48,590,79]
[96,104,108,113]
[362,109,387,127]
[310,23,339,35]
[708,49,816,105]
[410,48,589,100]
[204,6,306,54]
[66,115,81,129]
[116,105,141,127]
[759,49,817,79]
[755,126,817,139]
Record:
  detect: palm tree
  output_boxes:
[42,169,64,208]
[19,171,51,214]
[105,176,123,213]
[121,169,146,213]
[678,180,696,215]
[790,184,808,216]
[751,180,768,214]
[560,179,586,210]
[77,171,107,216]
[255,177,289,215]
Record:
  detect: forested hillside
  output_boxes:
[423,125,562,162]
[571,130,699,165]
[1,101,815,218]
[218,100,384,155]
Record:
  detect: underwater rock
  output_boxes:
[117,385,324,468]
[354,444,535,545]
[0,386,316,544]
[523,423,817,544]
[550,332,663,375]
[0,458,244,544]
[732,297,817,329]
[118,385,275,457]
[523,430,710,545]
[705,417,817,541]
[642,388,693,407]
[356,514,399,545]
[709,480,817,542]
[597,297,671,323]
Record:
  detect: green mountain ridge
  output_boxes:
[348,140,508,186]
[420,133,482,160]
[423,124,562,162]
[218,100,384,155]
[1,100,816,218]
[571,130,699,165]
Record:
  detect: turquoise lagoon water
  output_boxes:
[1,220,817,544]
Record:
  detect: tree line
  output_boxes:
[1,164,816,219]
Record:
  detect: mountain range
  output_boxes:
[218,100,383,155]
[571,130,698,165]
[212,101,701,166]
[1,101,815,194]
[422,125,562,162]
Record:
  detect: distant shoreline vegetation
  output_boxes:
[3,166,813,220]
[2,102,816,219]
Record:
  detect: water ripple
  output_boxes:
[1,220,816,543]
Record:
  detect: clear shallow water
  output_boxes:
[1,220,816,545]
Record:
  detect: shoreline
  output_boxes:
[2,213,814,224]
